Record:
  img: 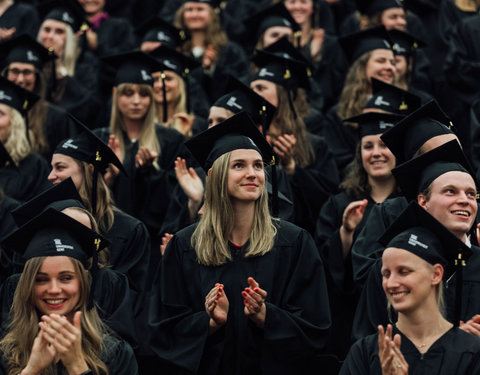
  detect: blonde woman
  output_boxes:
[174,1,249,102]
[0,77,50,202]
[148,112,331,374]
[0,208,138,375]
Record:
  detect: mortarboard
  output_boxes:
[391,139,475,202]
[185,111,275,172]
[365,78,422,114]
[0,34,57,70]
[389,28,426,56]
[213,75,276,133]
[380,100,455,163]
[339,26,394,64]
[37,0,89,33]
[344,111,403,138]
[262,36,312,69]
[243,2,301,44]
[0,76,39,114]
[356,0,404,16]
[102,51,165,87]
[2,207,109,267]
[11,177,84,227]
[136,16,189,48]
[379,200,472,325]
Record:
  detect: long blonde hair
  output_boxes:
[110,83,160,168]
[0,257,109,375]
[4,107,31,164]
[191,152,277,266]
[155,72,189,134]
[174,3,228,60]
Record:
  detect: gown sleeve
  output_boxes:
[339,335,379,375]
[102,335,139,375]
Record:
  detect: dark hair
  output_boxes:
[339,143,370,199]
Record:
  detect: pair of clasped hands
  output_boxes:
[22,312,88,375]
[205,277,267,332]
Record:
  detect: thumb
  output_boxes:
[73,311,82,329]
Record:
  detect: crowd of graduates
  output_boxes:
[2,0,480,374]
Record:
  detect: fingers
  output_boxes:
[204,284,224,314]
[242,278,267,315]
[136,147,158,168]
[39,314,80,354]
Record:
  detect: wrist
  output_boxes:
[65,360,89,375]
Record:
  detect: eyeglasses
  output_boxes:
[8,68,35,77]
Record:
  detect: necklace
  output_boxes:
[417,343,426,349]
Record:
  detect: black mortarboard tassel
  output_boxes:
[380,100,455,163]
[379,201,472,326]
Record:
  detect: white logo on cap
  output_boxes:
[157,31,171,42]
[259,68,274,78]
[61,139,78,149]
[226,96,243,110]
[54,238,74,252]
[282,19,291,27]
[379,121,394,129]
[374,96,390,107]
[141,70,152,81]
[27,50,39,62]
[163,60,177,70]
[407,234,428,249]
[247,137,256,147]
[62,12,74,25]
[383,40,392,49]
[0,91,12,102]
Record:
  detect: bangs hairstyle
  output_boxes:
[191,152,278,266]
[174,3,228,59]
[0,257,109,375]
[3,106,31,164]
[110,83,160,169]
[273,84,314,168]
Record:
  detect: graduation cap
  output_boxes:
[243,2,301,43]
[54,114,126,214]
[379,201,472,325]
[136,16,189,48]
[365,78,422,114]
[380,100,455,163]
[252,48,310,119]
[0,76,39,114]
[391,139,474,202]
[389,28,426,56]
[262,36,313,70]
[339,26,395,64]
[11,177,84,227]
[37,0,89,32]
[102,51,164,87]
[180,0,222,7]
[2,207,109,268]
[356,0,404,16]
[213,75,276,133]
[0,34,57,70]
[344,112,404,138]
[149,45,200,121]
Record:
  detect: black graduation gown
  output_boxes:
[148,220,331,375]
[341,327,480,374]
[0,3,40,39]
[289,133,339,235]
[0,153,51,202]
[0,268,139,350]
[0,194,19,285]
[94,125,189,240]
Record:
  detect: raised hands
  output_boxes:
[242,277,267,329]
[460,314,480,337]
[172,113,195,137]
[22,327,57,375]
[378,324,408,375]
[340,199,368,257]
[160,233,174,255]
[135,146,158,170]
[174,157,204,221]
[104,134,122,186]
[205,283,229,334]
[269,134,297,175]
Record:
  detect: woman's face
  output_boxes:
[208,106,232,128]
[152,71,181,105]
[0,104,11,143]
[183,2,211,31]
[117,84,151,121]
[78,0,105,17]
[382,247,441,314]
[48,153,84,189]
[38,19,67,57]
[361,134,395,180]
[365,49,396,85]
[34,256,81,319]
[7,62,36,92]
[381,7,407,31]
[394,55,408,82]
[250,79,278,107]
[284,0,313,27]
[262,26,293,48]
[227,149,265,203]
